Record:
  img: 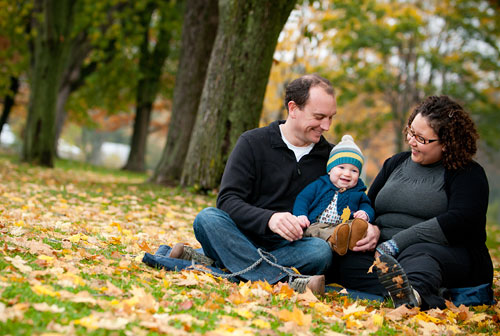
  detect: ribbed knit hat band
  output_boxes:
[327,135,364,173]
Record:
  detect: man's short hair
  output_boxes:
[284,74,335,112]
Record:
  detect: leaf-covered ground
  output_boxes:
[0,154,499,335]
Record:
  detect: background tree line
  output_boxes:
[0,0,499,194]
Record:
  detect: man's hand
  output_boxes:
[351,222,380,252]
[268,212,305,241]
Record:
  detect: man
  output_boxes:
[171,74,337,294]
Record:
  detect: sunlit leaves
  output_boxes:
[0,157,499,334]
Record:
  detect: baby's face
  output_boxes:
[329,163,359,189]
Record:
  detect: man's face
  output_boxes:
[289,86,337,146]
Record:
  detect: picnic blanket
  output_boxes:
[142,245,494,306]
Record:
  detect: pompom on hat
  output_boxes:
[327,135,364,173]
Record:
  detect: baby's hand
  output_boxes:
[297,215,310,229]
[353,210,369,221]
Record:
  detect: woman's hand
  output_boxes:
[351,222,380,252]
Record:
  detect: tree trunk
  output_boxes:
[123,4,173,172]
[0,76,19,137]
[23,0,77,167]
[181,0,296,189]
[54,34,93,155]
[151,0,218,185]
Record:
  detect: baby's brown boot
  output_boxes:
[348,218,368,250]
[327,222,350,255]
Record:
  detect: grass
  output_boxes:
[0,152,499,335]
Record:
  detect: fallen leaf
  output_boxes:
[31,284,60,297]
[385,305,418,321]
[277,307,312,327]
[234,308,254,319]
[252,318,271,329]
[392,275,404,288]
[178,300,193,310]
[5,255,32,273]
[33,302,65,313]
[368,256,387,274]
[103,280,123,296]
[138,240,153,253]
[297,287,319,303]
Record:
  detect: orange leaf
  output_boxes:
[392,275,404,288]
[277,307,312,326]
[369,256,388,274]
[138,241,153,254]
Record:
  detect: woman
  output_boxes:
[329,95,493,309]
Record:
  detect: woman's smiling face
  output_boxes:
[407,113,444,165]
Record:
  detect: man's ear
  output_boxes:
[288,101,298,118]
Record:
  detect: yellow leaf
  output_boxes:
[238,282,251,297]
[134,252,145,263]
[234,308,254,319]
[252,280,273,293]
[109,236,121,245]
[340,206,351,223]
[372,313,384,326]
[110,222,122,232]
[414,311,444,324]
[58,272,86,287]
[31,284,60,297]
[38,255,55,262]
[69,234,81,243]
[252,318,271,329]
[74,314,99,331]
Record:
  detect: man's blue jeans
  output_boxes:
[193,207,332,284]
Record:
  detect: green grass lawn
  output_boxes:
[0,153,499,335]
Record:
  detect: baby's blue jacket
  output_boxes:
[293,175,375,223]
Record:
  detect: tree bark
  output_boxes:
[151,0,218,185]
[181,0,296,189]
[53,2,126,156]
[23,0,78,167]
[54,33,93,155]
[123,4,173,172]
[0,76,19,137]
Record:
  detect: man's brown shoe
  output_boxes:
[290,275,325,295]
[169,243,215,266]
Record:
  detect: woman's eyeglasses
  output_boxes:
[406,126,439,144]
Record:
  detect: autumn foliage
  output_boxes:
[0,155,499,335]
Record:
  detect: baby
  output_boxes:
[293,134,374,255]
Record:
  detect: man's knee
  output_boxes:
[193,207,234,235]
[309,238,333,265]
[193,207,219,232]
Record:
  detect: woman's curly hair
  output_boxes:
[406,95,478,170]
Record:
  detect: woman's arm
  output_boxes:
[437,162,489,246]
